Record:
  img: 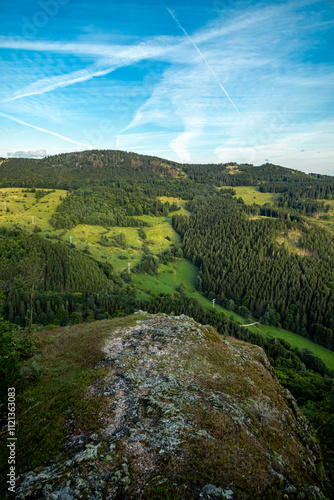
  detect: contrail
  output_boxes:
[0,112,92,149]
[166,7,241,116]
[5,41,172,102]
[5,63,117,102]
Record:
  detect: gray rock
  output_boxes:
[222,489,234,500]
[199,484,224,498]
[13,313,328,500]
[49,486,74,499]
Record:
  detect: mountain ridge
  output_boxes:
[0,149,324,191]
[10,313,330,499]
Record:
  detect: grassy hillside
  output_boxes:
[232,185,334,235]
[0,188,182,271]
[50,217,179,271]
[0,188,66,230]
[0,315,143,477]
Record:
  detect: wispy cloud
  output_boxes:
[120,1,334,163]
[1,3,293,104]
[4,39,178,102]
[1,0,333,172]
[6,62,117,102]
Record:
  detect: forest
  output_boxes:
[1,150,334,483]
[49,186,180,229]
[173,195,334,349]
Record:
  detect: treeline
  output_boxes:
[276,193,331,215]
[260,177,334,215]
[49,186,180,229]
[172,196,334,349]
[0,151,216,199]
[3,151,331,201]
[0,229,119,293]
[22,188,55,200]
[260,179,334,199]
[3,288,136,327]
[182,162,312,186]
[2,151,334,221]
[0,229,127,327]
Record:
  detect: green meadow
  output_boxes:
[231,185,278,205]
[0,188,182,271]
[0,188,67,231]
[62,217,180,271]
[231,185,334,235]
[157,196,190,215]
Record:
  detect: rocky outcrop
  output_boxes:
[15,313,327,499]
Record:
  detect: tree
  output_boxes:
[195,276,203,291]
[239,305,251,318]
[0,252,44,332]
[228,299,235,312]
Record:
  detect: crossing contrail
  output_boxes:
[166,7,241,116]
[0,112,92,149]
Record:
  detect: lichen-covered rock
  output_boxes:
[14,313,328,499]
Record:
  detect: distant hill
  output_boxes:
[0,149,323,189]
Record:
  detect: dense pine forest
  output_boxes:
[49,186,180,230]
[1,150,334,483]
[173,196,334,348]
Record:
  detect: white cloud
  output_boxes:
[215,124,334,174]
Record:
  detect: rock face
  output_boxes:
[16,313,327,499]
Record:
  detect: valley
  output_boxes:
[0,184,333,370]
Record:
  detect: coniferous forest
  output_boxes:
[173,196,334,348]
[1,150,334,484]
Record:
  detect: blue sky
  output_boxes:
[0,0,333,174]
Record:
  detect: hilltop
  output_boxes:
[6,313,330,499]
[0,150,321,191]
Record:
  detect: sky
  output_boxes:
[0,0,333,174]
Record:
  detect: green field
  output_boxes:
[0,188,182,271]
[230,186,334,235]
[157,196,190,215]
[251,323,334,370]
[53,217,180,271]
[0,188,67,230]
[230,186,278,205]
[132,258,197,295]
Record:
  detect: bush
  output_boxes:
[0,319,37,421]
[239,305,251,318]
[69,312,83,325]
